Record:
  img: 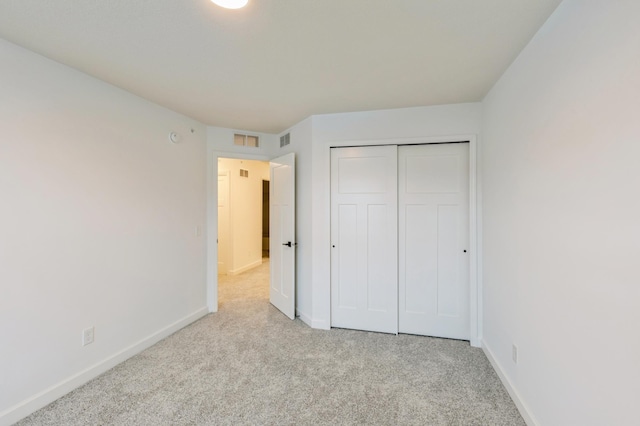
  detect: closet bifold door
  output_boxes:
[398,143,470,340]
[330,146,398,334]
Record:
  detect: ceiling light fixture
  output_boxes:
[211,0,248,9]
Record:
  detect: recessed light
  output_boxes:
[211,0,248,9]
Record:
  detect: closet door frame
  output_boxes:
[324,135,480,347]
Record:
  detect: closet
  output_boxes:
[330,143,470,340]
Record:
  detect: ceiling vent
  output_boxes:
[280,133,290,148]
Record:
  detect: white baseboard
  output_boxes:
[295,311,329,330]
[229,259,262,276]
[311,318,330,330]
[0,307,209,426]
[482,341,538,426]
[296,309,313,327]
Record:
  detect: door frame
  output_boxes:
[316,135,481,347]
[207,150,270,312]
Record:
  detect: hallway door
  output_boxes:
[269,153,296,319]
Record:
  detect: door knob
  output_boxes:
[283,241,292,247]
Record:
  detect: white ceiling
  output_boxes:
[0,0,561,134]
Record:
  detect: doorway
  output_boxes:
[217,158,271,304]
[210,152,296,321]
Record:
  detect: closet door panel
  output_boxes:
[331,146,398,334]
[399,143,470,340]
[337,204,358,309]
[404,204,437,314]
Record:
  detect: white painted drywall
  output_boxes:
[217,158,269,275]
[481,1,640,424]
[310,104,482,329]
[0,39,207,424]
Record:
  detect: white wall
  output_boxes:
[217,158,269,275]
[0,40,208,424]
[481,1,640,425]
[310,104,482,330]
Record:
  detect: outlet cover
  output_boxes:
[83,327,95,346]
[512,344,518,364]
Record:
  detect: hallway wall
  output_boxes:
[218,158,269,275]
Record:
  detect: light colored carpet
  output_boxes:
[17,260,524,425]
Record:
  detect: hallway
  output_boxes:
[218,259,270,308]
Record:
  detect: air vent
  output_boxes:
[234,133,259,148]
[239,169,249,178]
[280,133,290,148]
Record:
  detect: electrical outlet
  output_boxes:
[512,344,518,364]
[195,225,202,237]
[82,327,95,346]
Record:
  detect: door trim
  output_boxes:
[318,135,481,347]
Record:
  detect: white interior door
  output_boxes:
[217,171,230,275]
[398,143,470,339]
[330,146,398,334]
[269,153,295,319]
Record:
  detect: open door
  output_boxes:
[269,153,295,319]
